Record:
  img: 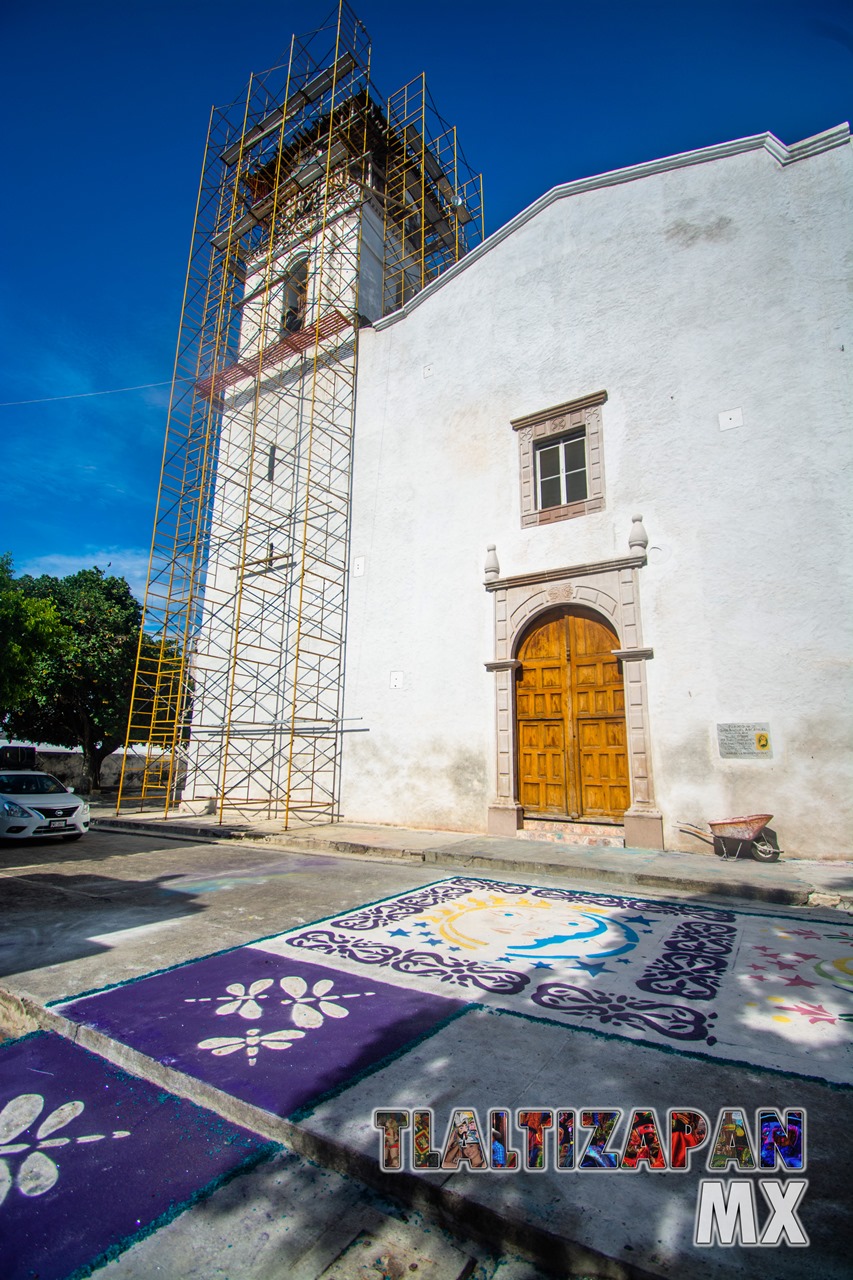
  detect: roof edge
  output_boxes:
[374,123,851,332]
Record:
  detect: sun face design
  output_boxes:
[420,895,639,962]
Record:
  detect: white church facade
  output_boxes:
[123,9,850,861]
[338,124,852,857]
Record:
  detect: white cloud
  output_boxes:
[17,548,151,602]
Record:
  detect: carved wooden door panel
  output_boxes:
[516,618,570,814]
[569,614,629,818]
[516,611,629,820]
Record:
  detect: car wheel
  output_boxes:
[61,833,84,842]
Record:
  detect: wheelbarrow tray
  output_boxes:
[708,814,772,841]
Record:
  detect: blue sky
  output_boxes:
[1,0,850,600]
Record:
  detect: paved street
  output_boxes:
[1,827,851,1279]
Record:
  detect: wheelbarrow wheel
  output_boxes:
[751,839,780,863]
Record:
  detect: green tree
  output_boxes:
[0,554,62,711]
[1,568,143,792]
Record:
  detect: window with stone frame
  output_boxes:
[513,390,607,527]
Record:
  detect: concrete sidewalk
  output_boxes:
[93,807,853,910]
[3,827,852,1279]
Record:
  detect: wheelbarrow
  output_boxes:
[679,814,781,862]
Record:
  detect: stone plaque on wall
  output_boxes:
[717,723,772,759]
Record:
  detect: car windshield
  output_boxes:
[0,773,68,795]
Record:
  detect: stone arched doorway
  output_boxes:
[515,608,629,821]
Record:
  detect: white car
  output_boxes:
[0,771,90,841]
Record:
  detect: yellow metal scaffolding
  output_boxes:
[383,74,484,312]
[118,1,483,825]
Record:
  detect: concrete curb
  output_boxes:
[283,835,820,906]
[91,816,257,842]
[0,983,656,1280]
[90,816,851,910]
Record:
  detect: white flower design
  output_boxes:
[185,979,273,1020]
[197,1027,305,1066]
[278,975,373,1028]
[0,1093,130,1207]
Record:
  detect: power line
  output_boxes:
[0,379,193,408]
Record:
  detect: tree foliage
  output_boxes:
[1,567,143,791]
[0,555,63,712]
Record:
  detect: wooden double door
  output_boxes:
[516,610,629,820]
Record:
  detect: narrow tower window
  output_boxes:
[281,259,308,334]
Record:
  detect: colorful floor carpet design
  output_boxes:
[253,876,853,1084]
[53,876,853,1117]
[0,1032,273,1280]
[57,951,467,1118]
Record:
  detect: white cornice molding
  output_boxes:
[374,123,850,332]
[484,554,646,593]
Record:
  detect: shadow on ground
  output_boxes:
[0,871,206,978]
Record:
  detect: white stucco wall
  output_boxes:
[341,127,853,856]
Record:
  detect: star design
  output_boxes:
[573,961,608,976]
[532,961,552,970]
[389,929,409,937]
[749,974,770,982]
[623,916,655,927]
[749,964,766,972]
[793,953,818,961]
[781,976,817,988]
[776,1001,837,1024]
[616,958,632,964]
[786,930,822,940]
[771,962,799,972]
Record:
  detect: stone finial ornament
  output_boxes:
[484,544,500,580]
[629,514,649,555]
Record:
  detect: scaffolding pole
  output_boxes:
[118,1,483,826]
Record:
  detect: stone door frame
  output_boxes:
[484,553,664,849]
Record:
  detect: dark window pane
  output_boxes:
[538,444,560,479]
[565,470,588,504]
[540,475,562,508]
[563,437,585,473]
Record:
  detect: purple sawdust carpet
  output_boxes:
[0,1031,274,1280]
[57,952,466,1118]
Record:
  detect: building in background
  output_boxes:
[121,1,852,858]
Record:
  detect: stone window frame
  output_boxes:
[513,390,607,528]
